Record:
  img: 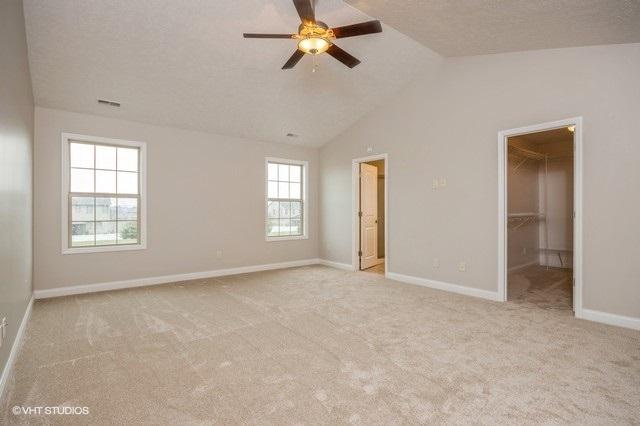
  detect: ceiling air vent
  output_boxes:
[97,99,121,107]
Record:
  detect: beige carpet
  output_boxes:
[508,265,573,310]
[2,265,639,424]
[362,262,385,275]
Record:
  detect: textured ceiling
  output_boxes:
[344,0,640,56]
[509,128,574,156]
[513,128,574,145]
[23,0,439,147]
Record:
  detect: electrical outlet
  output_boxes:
[458,262,467,272]
[522,247,527,255]
[216,249,223,259]
[366,146,373,153]
[432,178,439,190]
[432,258,440,269]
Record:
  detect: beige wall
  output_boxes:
[34,107,319,291]
[0,0,34,378]
[319,43,640,318]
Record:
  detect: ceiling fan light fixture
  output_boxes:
[298,37,330,55]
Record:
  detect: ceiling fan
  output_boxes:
[243,0,382,69]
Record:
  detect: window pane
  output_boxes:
[268,181,278,198]
[291,201,302,219]
[71,222,94,247]
[70,168,94,192]
[278,182,289,198]
[290,182,301,199]
[267,201,279,219]
[95,221,117,246]
[268,163,278,181]
[267,219,280,237]
[118,221,138,244]
[95,170,116,193]
[117,198,138,220]
[278,164,289,181]
[70,143,94,168]
[279,201,290,218]
[279,219,291,236]
[265,161,305,239]
[117,171,138,194]
[96,197,117,220]
[117,147,138,171]
[95,145,116,170]
[291,219,302,235]
[71,197,94,221]
[290,165,301,183]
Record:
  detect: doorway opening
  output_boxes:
[352,154,387,276]
[498,118,583,316]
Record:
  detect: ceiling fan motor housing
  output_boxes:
[297,21,333,55]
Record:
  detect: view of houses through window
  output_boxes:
[267,160,305,238]
[68,141,141,248]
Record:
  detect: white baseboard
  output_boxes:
[508,260,539,273]
[387,272,501,302]
[0,296,34,402]
[580,309,640,331]
[34,258,321,299]
[318,259,354,271]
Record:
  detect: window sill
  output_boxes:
[265,235,308,242]
[62,243,146,255]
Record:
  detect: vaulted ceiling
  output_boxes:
[344,0,640,57]
[23,1,640,146]
[23,0,439,147]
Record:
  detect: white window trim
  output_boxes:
[61,132,148,254]
[265,157,309,242]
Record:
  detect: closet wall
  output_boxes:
[507,143,540,270]
[538,142,574,268]
[507,137,573,270]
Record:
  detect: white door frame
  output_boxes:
[497,117,583,317]
[352,153,388,274]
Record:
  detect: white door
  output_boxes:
[360,163,378,269]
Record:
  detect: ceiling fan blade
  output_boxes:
[282,49,306,69]
[243,33,295,39]
[292,0,315,24]
[326,44,361,68]
[332,20,382,39]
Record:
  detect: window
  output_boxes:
[62,133,146,254]
[265,158,308,241]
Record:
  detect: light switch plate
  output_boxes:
[0,317,6,347]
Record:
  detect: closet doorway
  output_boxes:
[352,154,387,275]
[498,118,583,316]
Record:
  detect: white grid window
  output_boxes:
[266,158,308,241]
[62,133,146,254]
